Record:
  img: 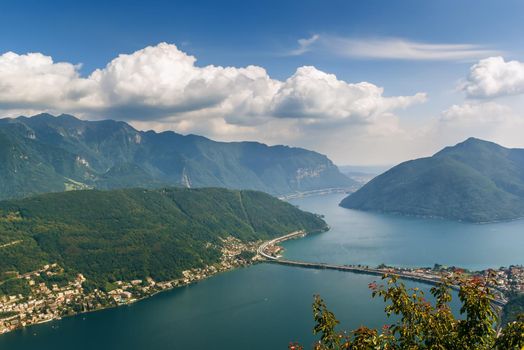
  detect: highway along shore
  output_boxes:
[256,231,511,308]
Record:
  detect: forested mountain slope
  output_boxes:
[0,187,326,292]
[340,138,524,222]
[0,113,354,199]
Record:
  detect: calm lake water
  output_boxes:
[285,193,524,271]
[1,193,522,349]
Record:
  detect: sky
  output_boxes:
[1,0,524,165]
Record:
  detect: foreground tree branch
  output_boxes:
[291,274,524,350]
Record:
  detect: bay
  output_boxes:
[285,193,524,271]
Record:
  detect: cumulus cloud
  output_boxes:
[271,66,426,123]
[462,56,524,98]
[0,43,425,131]
[0,51,97,110]
[89,44,284,121]
[0,43,434,165]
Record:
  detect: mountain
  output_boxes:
[0,187,326,293]
[0,113,354,200]
[340,138,524,222]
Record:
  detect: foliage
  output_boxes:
[0,113,353,200]
[341,138,524,222]
[291,274,524,349]
[0,278,30,297]
[237,250,256,261]
[0,187,326,296]
[0,311,17,319]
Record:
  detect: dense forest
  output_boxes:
[0,187,326,294]
[341,138,524,222]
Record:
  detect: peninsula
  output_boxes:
[0,187,327,334]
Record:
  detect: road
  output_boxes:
[257,232,507,307]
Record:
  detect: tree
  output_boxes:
[290,274,524,349]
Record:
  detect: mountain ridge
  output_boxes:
[340,138,524,223]
[0,113,355,200]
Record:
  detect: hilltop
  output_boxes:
[0,113,354,200]
[340,138,524,222]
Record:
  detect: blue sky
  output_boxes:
[1,0,524,164]
[4,1,522,77]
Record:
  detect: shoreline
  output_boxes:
[278,187,353,201]
[2,224,520,336]
[257,230,513,308]
[339,206,524,225]
[4,262,255,336]
[0,236,262,335]
[1,230,311,336]
[282,189,524,224]
[0,229,320,336]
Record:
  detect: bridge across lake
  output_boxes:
[258,231,506,307]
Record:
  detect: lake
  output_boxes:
[1,193,522,349]
[285,193,524,271]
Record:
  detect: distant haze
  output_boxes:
[337,165,393,175]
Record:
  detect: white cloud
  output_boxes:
[0,43,437,165]
[462,56,524,98]
[90,43,284,120]
[0,51,97,110]
[430,101,524,151]
[271,66,426,124]
[350,101,524,166]
[440,101,513,123]
[290,35,499,61]
[0,43,425,134]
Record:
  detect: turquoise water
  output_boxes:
[286,193,524,270]
[2,193,521,349]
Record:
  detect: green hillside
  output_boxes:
[340,138,524,222]
[0,187,326,292]
[0,114,354,199]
